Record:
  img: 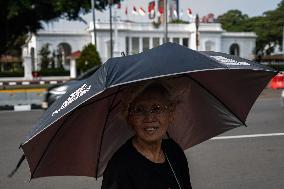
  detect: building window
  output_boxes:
[153,37,160,47]
[205,40,215,51]
[143,37,150,51]
[57,42,72,68]
[173,38,179,44]
[182,38,189,47]
[125,37,129,55]
[132,37,139,54]
[230,43,240,56]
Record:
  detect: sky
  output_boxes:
[43,0,282,31]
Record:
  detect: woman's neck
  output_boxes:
[132,137,165,163]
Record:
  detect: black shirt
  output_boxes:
[101,138,192,189]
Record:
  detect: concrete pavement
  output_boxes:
[0,92,283,189]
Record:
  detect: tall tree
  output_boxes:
[217,10,249,32]
[218,0,284,55]
[39,43,51,70]
[77,43,101,74]
[1,0,121,55]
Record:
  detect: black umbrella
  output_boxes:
[20,42,277,179]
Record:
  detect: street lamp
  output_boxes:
[91,0,97,45]
[195,14,200,51]
[109,0,113,58]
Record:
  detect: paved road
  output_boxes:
[0,92,283,189]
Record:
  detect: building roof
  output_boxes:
[67,51,81,59]
[0,55,22,63]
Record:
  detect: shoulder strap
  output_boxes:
[164,152,182,189]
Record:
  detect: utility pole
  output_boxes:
[164,0,168,43]
[176,0,179,20]
[109,0,113,58]
[91,0,97,45]
[195,14,200,51]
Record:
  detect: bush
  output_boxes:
[0,71,24,77]
[39,68,69,76]
[77,43,101,73]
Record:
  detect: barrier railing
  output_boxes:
[269,73,284,89]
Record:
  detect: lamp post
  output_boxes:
[91,0,97,45]
[195,14,200,51]
[109,0,113,58]
[164,0,168,43]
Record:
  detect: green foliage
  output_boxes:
[0,71,24,77]
[39,68,69,76]
[170,19,189,24]
[0,0,122,55]
[218,10,249,32]
[218,1,284,55]
[39,43,51,70]
[77,43,101,73]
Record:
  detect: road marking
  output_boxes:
[0,88,46,93]
[0,109,43,113]
[211,133,284,140]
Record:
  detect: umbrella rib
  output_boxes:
[95,86,121,179]
[185,75,247,127]
[76,88,124,111]
[30,112,74,179]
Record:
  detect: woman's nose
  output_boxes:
[143,111,156,121]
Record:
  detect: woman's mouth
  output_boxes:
[144,127,159,132]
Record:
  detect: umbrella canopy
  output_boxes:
[21,42,277,179]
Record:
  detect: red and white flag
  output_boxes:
[158,0,164,14]
[139,7,146,16]
[148,1,155,19]
[148,1,155,13]
[132,6,138,15]
[117,3,121,9]
[187,8,192,16]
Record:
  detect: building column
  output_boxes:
[159,37,163,45]
[23,56,33,80]
[139,37,143,53]
[129,37,132,55]
[70,59,77,79]
[149,37,153,49]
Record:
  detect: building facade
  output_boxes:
[23,21,257,71]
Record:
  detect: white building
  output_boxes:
[23,21,257,71]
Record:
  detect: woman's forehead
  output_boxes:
[131,92,169,104]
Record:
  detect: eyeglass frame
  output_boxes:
[128,103,174,116]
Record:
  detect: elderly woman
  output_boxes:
[101,82,192,189]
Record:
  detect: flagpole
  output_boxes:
[165,0,168,43]
[176,0,179,20]
[91,0,97,45]
[195,14,199,51]
[109,0,113,58]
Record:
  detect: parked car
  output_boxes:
[42,66,100,109]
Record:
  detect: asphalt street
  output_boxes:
[0,89,283,189]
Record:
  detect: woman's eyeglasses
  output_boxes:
[128,104,171,116]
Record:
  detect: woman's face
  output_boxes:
[127,91,174,144]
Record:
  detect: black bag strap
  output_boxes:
[164,152,182,189]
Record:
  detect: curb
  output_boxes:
[0,80,67,87]
[0,104,43,111]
